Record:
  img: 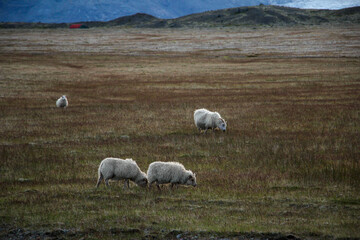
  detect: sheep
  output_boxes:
[147,161,197,190]
[56,95,68,108]
[96,157,148,189]
[194,108,227,133]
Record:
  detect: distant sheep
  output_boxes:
[96,157,148,189]
[194,108,226,133]
[56,95,68,108]
[147,161,197,190]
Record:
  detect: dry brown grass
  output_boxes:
[0,26,359,239]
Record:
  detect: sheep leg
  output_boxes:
[123,180,129,189]
[156,181,161,191]
[96,174,103,188]
[105,179,110,187]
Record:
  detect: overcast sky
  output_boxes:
[276,0,360,9]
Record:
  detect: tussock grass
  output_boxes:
[0,27,359,239]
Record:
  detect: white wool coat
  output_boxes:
[56,95,68,108]
[147,161,197,187]
[96,158,147,187]
[194,108,226,132]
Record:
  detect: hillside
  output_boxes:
[1,5,360,28]
[168,5,360,27]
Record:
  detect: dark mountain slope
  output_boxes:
[108,13,159,26]
[165,5,360,27]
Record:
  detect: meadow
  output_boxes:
[0,26,359,239]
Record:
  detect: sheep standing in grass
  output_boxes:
[56,95,68,108]
[147,161,197,190]
[194,108,226,133]
[96,158,148,189]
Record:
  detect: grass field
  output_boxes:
[0,26,359,239]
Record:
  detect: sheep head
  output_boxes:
[136,172,148,187]
[217,118,227,132]
[185,172,197,187]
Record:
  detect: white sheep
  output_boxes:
[56,95,68,108]
[194,108,227,133]
[96,157,148,189]
[147,161,197,190]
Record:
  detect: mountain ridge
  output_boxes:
[1,0,359,23]
[1,5,359,29]
[0,0,279,23]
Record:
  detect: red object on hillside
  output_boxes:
[70,24,81,28]
[69,24,89,29]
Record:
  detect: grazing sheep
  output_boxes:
[96,158,148,189]
[56,95,68,108]
[194,108,226,133]
[147,161,197,190]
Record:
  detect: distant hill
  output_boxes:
[1,5,359,29]
[1,0,359,23]
[0,0,281,23]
